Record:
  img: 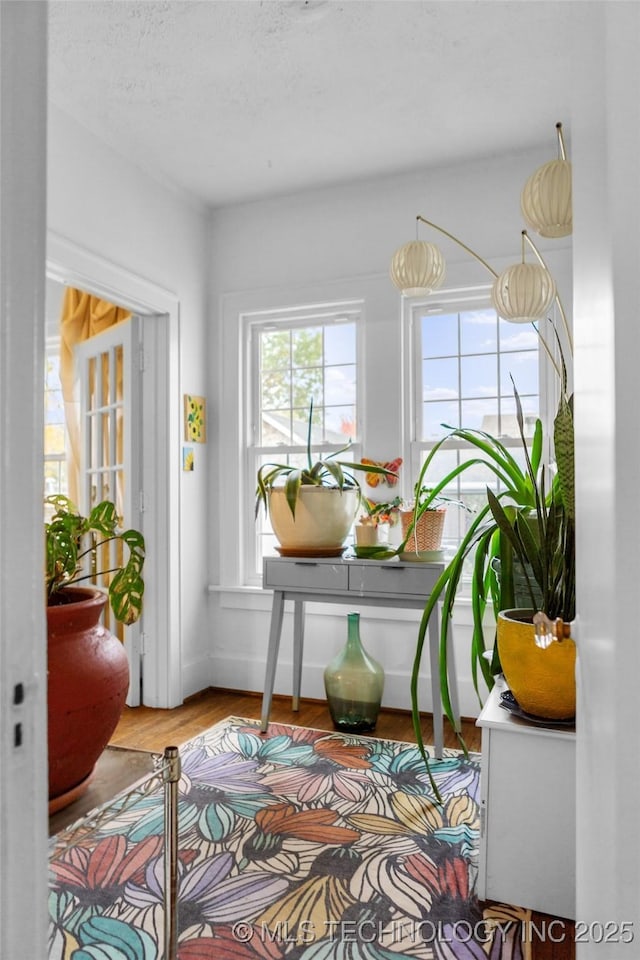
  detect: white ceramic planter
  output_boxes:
[268,486,359,554]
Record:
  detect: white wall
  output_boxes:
[208,148,571,719]
[47,104,212,699]
[0,3,49,954]
[572,2,640,951]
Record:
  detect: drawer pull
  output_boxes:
[294,561,318,567]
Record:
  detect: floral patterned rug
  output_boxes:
[49,717,529,960]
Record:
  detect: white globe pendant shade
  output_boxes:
[390,240,445,297]
[491,262,556,323]
[521,158,572,238]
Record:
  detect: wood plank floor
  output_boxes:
[104,688,574,960]
[110,687,480,753]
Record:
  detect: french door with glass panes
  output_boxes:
[75,317,143,705]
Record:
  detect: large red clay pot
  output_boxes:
[47,586,130,812]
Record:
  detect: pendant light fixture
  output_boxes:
[389,239,445,297]
[390,215,572,382]
[391,217,556,323]
[492,253,556,324]
[520,122,572,238]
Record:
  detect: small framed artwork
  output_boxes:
[184,394,206,443]
[183,447,194,471]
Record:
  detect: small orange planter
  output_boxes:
[497,608,576,720]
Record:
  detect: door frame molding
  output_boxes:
[47,231,182,708]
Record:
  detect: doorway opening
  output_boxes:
[45,241,182,710]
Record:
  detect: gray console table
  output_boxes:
[260,554,460,758]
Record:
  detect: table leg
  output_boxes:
[292,600,304,712]
[260,590,285,732]
[428,612,443,759]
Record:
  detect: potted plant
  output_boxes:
[45,495,145,812]
[410,379,575,767]
[487,395,575,720]
[397,486,469,562]
[355,495,402,542]
[255,400,397,556]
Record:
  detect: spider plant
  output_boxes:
[255,399,397,519]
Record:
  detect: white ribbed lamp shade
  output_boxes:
[491,262,556,323]
[521,158,572,238]
[390,240,445,297]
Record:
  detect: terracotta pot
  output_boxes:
[47,587,130,810]
[268,486,358,554]
[496,608,576,720]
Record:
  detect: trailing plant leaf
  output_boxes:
[45,495,146,626]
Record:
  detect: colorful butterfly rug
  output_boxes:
[49,717,531,960]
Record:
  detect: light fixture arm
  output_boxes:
[416,215,499,279]
[415,214,565,383]
[522,229,574,356]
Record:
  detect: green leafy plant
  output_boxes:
[359,495,403,526]
[45,495,145,625]
[409,381,575,787]
[487,400,575,626]
[255,400,397,519]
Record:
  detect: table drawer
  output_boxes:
[263,558,349,592]
[348,561,440,597]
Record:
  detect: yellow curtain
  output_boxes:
[59,287,131,506]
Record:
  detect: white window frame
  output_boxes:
[242,301,364,586]
[404,281,559,557]
[216,262,568,598]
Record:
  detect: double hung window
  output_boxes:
[241,287,548,583]
[247,305,361,580]
[409,293,541,554]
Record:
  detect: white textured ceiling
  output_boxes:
[48,0,582,210]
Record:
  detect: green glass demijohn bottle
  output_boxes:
[323,612,384,733]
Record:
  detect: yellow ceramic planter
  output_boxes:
[497,609,576,720]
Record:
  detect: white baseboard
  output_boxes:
[208,652,484,720]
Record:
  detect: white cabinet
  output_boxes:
[476,680,576,920]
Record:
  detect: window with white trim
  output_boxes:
[246,304,361,581]
[240,287,550,586]
[409,293,541,555]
